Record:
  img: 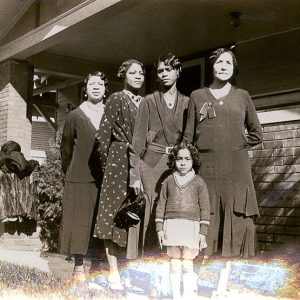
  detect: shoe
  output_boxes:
[72,265,86,281]
[89,266,102,277]
[107,274,124,291]
[124,278,145,295]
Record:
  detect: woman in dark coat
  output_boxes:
[59,71,107,277]
[130,53,189,254]
[93,59,145,290]
[184,48,263,258]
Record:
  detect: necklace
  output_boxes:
[123,90,141,103]
[131,95,142,103]
[209,83,231,105]
[163,94,176,109]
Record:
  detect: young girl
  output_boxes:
[155,141,210,299]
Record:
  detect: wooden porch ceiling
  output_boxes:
[1,0,300,92]
[43,0,300,66]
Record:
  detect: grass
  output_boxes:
[0,246,300,299]
[0,260,123,299]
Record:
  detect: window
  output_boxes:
[177,58,205,97]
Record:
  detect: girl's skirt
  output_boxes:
[162,218,200,250]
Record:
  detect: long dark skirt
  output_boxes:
[205,194,256,258]
[59,181,98,255]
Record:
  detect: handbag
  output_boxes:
[114,190,146,229]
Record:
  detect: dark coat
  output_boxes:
[184,87,263,216]
[130,91,189,182]
[60,108,97,183]
[59,106,100,255]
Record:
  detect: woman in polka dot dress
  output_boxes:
[93,59,145,290]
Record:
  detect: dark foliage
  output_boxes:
[33,132,65,251]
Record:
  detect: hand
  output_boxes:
[131,180,144,195]
[157,231,164,249]
[199,234,207,251]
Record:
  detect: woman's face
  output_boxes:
[157,61,178,88]
[175,148,193,175]
[86,75,106,103]
[213,52,234,82]
[124,63,145,92]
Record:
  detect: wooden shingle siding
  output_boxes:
[31,121,55,152]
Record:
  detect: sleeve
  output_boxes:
[245,92,263,148]
[155,179,168,232]
[198,178,210,235]
[129,98,150,184]
[183,91,196,143]
[60,111,76,174]
[94,94,121,169]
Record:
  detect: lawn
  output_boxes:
[0,259,119,300]
[0,246,300,300]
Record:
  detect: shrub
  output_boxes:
[33,132,65,251]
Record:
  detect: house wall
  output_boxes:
[250,122,300,251]
[236,29,300,95]
[0,60,33,158]
[31,120,55,152]
[234,30,300,251]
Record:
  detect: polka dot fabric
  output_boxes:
[93,91,141,247]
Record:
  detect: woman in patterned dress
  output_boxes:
[59,71,107,278]
[93,59,145,290]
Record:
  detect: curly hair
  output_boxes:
[209,48,238,69]
[83,70,109,100]
[117,59,145,79]
[156,52,182,73]
[168,141,201,172]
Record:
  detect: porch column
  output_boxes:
[0,59,33,158]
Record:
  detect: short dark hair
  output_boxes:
[83,71,109,100]
[168,141,201,172]
[117,59,145,79]
[209,48,238,69]
[156,52,182,73]
[208,47,239,82]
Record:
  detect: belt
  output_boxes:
[198,147,247,153]
[146,142,173,155]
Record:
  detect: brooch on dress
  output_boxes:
[199,102,216,121]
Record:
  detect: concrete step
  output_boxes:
[0,226,43,251]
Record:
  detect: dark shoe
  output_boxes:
[72,265,86,281]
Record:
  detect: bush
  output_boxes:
[33,132,65,251]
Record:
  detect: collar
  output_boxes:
[123,89,142,103]
[173,169,196,188]
[84,100,105,112]
[173,168,195,178]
